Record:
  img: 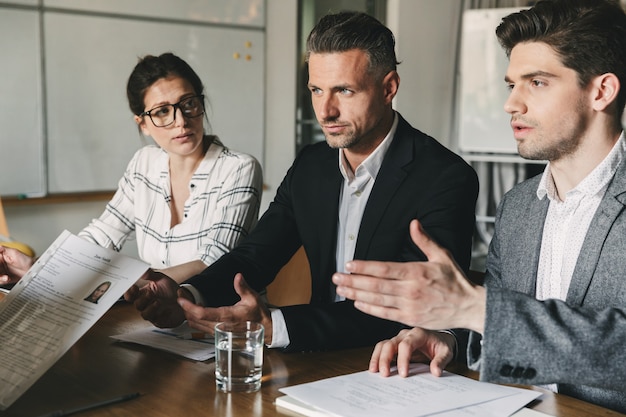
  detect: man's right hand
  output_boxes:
[124,269,189,328]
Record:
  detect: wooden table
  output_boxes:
[1,300,623,417]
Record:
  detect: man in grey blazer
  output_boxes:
[333,0,626,412]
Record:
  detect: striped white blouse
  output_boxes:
[79,141,262,269]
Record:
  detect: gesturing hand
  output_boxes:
[178,273,274,345]
[333,219,486,333]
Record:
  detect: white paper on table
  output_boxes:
[276,395,332,417]
[510,408,553,417]
[279,364,541,417]
[277,390,545,417]
[0,230,149,410]
[111,322,215,361]
[433,389,543,416]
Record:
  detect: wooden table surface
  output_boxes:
[0,298,623,417]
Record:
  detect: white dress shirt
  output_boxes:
[269,114,399,348]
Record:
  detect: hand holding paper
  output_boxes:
[0,244,33,285]
[0,231,148,410]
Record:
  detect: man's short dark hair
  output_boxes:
[496,0,626,118]
[305,11,399,79]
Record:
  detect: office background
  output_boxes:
[3,0,623,262]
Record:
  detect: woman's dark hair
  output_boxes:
[126,52,205,116]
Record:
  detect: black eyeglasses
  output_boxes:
[140,95,205,127]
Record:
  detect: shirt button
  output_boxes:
[348,234,355,240]
[355,191,362,197]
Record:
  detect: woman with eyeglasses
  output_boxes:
[0,52,263,286]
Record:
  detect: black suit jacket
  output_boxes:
[186,113,478,352]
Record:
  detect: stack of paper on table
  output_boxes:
[276,363,546,417]
[111,322,215,361]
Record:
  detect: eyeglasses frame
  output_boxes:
[140,94,205,127]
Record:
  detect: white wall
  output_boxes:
[5,201,113,257]
[262,0,298,213]
[387,0,462,148]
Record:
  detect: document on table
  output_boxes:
[277,363,542,417]
[111,322,215,361]
[0,230,149,410]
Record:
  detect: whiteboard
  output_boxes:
[457,8,523,154]
[0,1,264,196]
[1,0,37,5]
[43,0,265,27]
[0,8,45,196]
[44,12,264,193]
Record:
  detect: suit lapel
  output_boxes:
[313,147,342,298]
[355,117,412,258]
[567,162,626,305]
[517,191,550,295]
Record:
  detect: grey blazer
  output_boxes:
[468,160,626,413]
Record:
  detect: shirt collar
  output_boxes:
[338,112,399,183]
[537,131,626,201]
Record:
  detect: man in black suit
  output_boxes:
[126,11,478,353]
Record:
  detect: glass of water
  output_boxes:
[214,321,264,392]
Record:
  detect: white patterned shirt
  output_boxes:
[535,132,625,391]
[536,133,625,300]
[79,141,262,269]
